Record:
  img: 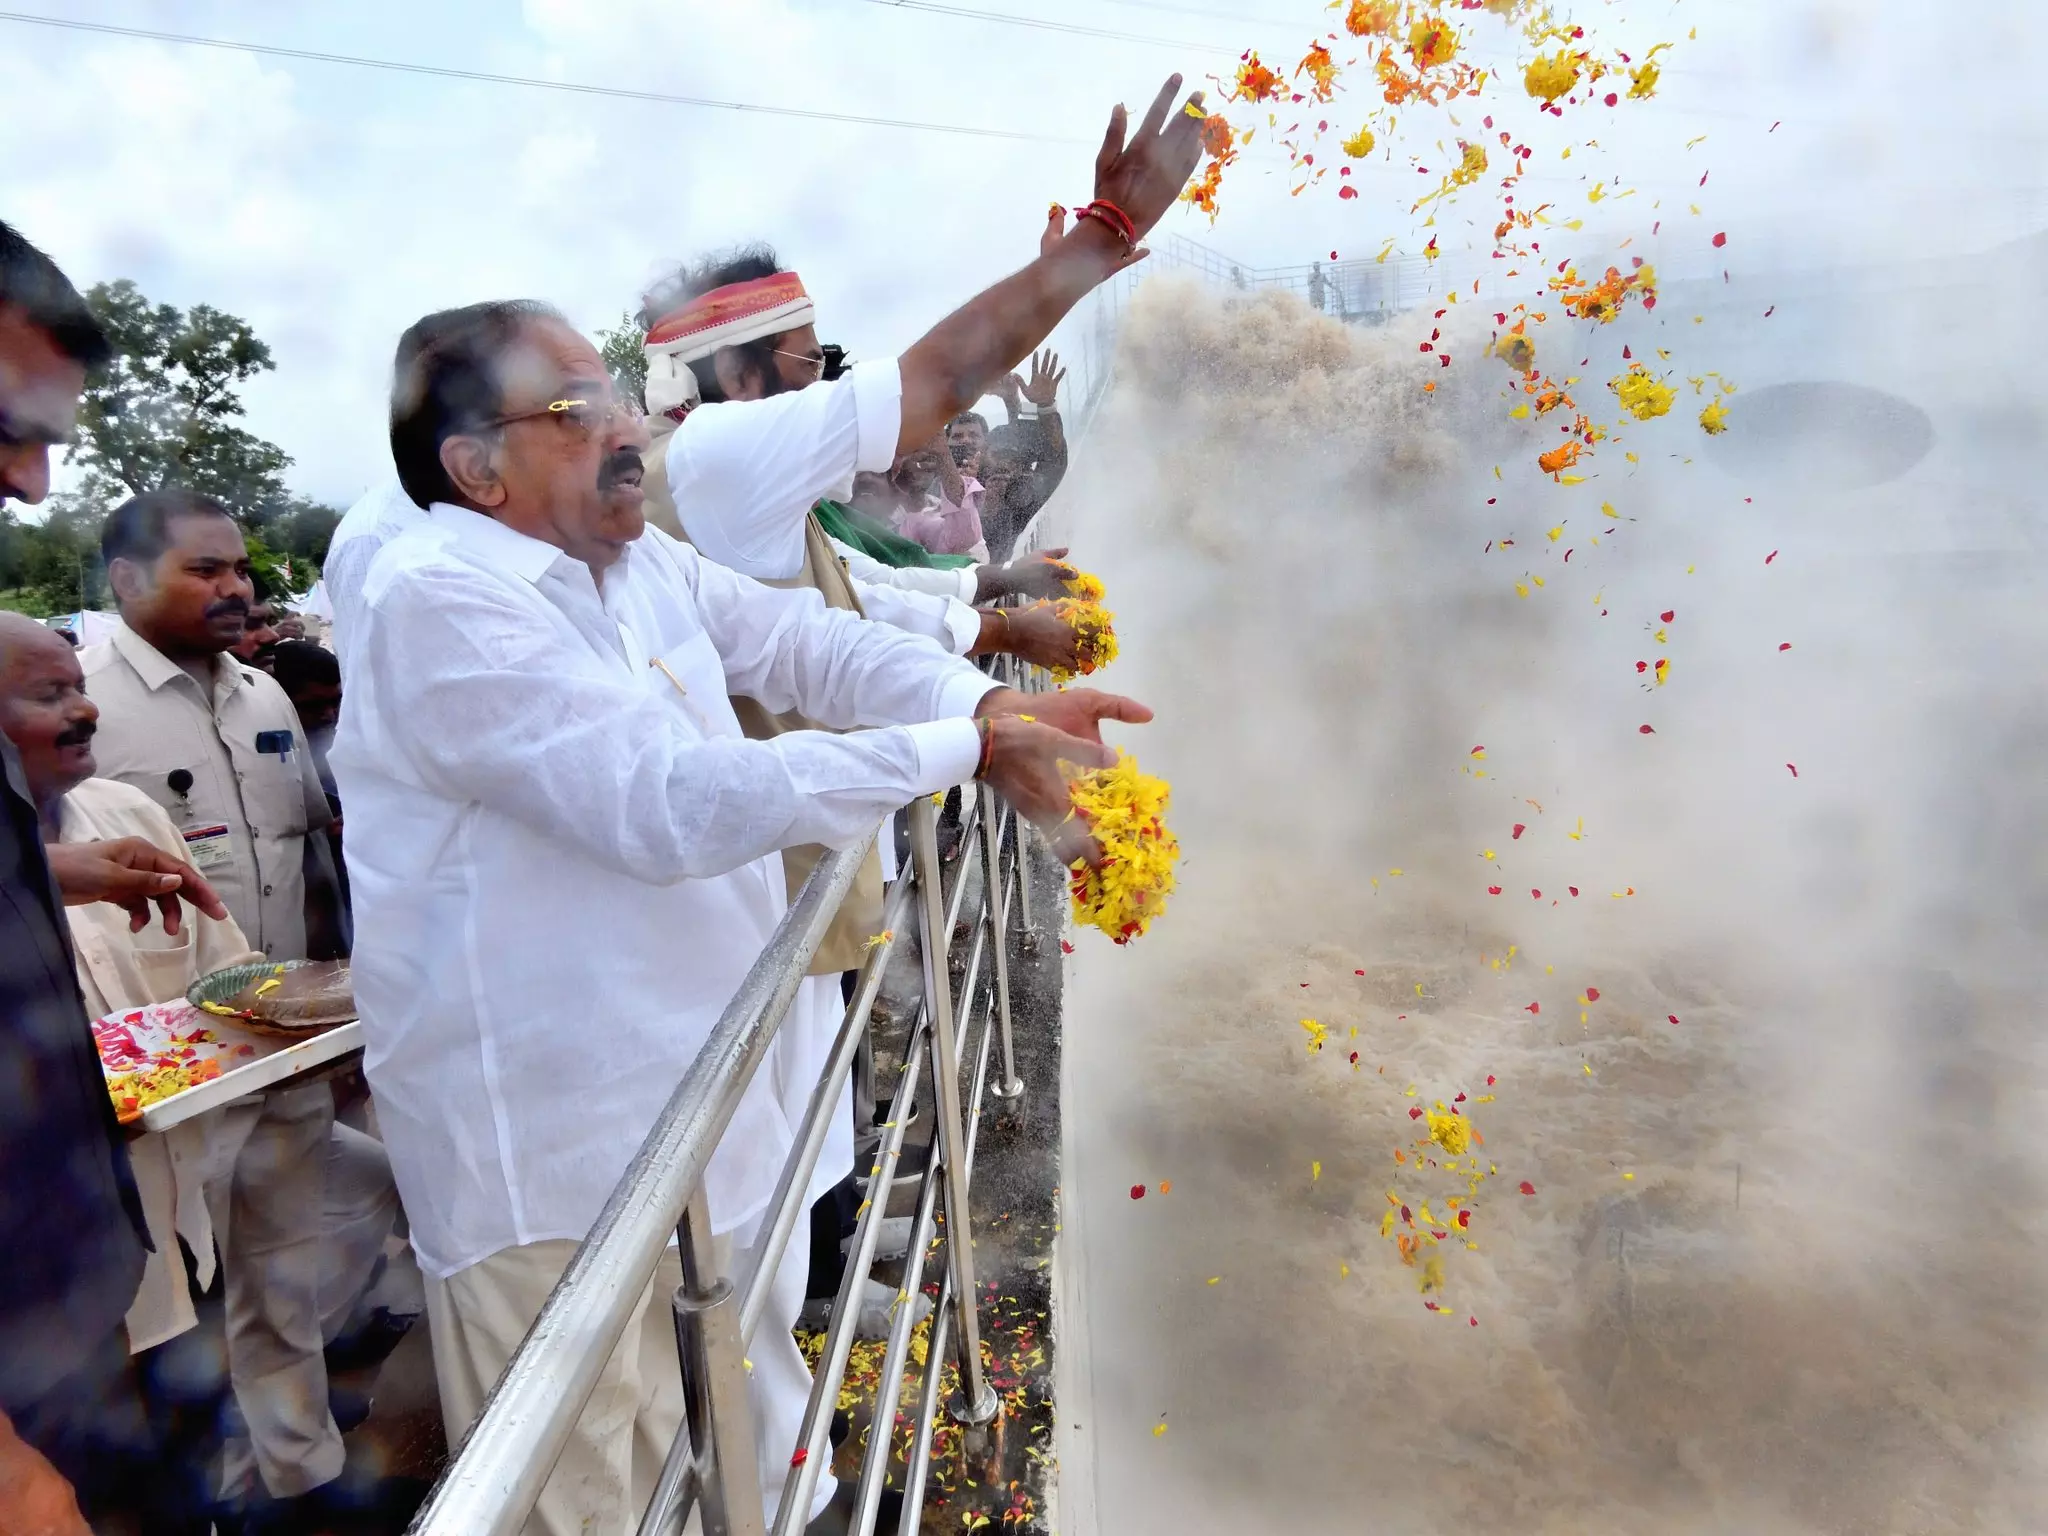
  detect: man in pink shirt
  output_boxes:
[891,433,987,558]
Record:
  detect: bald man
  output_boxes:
[0,611,414,1525]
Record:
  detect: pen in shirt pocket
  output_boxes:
[649,656,715,735]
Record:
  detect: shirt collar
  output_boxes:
[110,621,239,698]
[428,501,646,606]
[428,502,572,587]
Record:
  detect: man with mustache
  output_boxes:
[79,488,338,964]
[337,298,1149,1534]
[76,486,373,1521]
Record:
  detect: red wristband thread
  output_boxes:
[975,716,997,779]
[1076,199,1137,248]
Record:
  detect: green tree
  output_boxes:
[69,279,297,522]
[598,312,648,408]
[0,279,343,616]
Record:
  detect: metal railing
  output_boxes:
[407,663,1044,1536]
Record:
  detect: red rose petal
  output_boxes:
[1130,1184,1147,1200]
[1531,888,1542,899]
[1712,231,1727,247]
[1457,1209,1472,1228]
[1585,987,1600,1001]
[1639,724,1656,734]
[1512,823,1526,839]
[1568,886,1580,896]
[1787,763,1799,777]
[1488,886,1503,895]
[1519,1181,1536,1195]
[1668,1014,1681,1025]
[1660,609,1675,623]
[1409,1106,1425,1120]
[1778,642,1792,652]
[1485,1075,1496,1085]
[1060,940,1075,955]
[1524,1001,1541,1015]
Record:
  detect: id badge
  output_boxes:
[181,823,234,871]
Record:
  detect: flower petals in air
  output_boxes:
[1519,1181,1537,1195]
[1130,1184,1147,1200]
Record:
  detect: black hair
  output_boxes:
[984,423,1029,462]
[640,244,784,407]
[100,486,235,570]
[268,638,340,696]
[948,410,989,436]
[388,300,564,510]
[0,220,113,370]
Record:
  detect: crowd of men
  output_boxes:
[0,70,1205,1536]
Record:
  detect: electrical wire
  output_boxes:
[0,9,1093,144]
[856,0,1229,52]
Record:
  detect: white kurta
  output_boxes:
[666,358,986,644]
[330,504,987,1279]
[324,477,427,668]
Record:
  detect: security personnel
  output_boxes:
[81,487,340,961]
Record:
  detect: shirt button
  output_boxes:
[263,884,274,896]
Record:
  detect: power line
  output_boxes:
[0,9,1092,144]
[856,0,1230,52]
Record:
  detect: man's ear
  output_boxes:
[106,555,149,607]
[440,433,507,509]
[711,346,754,402]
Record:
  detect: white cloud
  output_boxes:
[4,0,2042,506]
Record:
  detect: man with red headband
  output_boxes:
[638,71,1201,595]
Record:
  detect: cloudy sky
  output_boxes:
[4,0,2041,508]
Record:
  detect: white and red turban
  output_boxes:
[642,271,816,415]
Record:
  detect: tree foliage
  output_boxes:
[598,312,648,408]
[0,279,339,614]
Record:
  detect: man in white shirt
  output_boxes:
[336,298,1145,1534]
[640,73,1204,597]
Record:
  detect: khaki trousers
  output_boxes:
[427,1224,830,1536]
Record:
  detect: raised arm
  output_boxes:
[894,75,1205,454]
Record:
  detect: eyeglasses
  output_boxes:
[487,390,645,435]
[771,348,828,380]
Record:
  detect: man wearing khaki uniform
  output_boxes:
[77,488,359,1520]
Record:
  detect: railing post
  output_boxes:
[980,797,1024,1104]
[907,797,1000,1430]
[671,1189,765,1536]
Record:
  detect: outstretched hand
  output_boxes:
[1090,75,1207,260]
[1023,349,1067,409]
[977,685,1153,745]
[977,716,1113,867]
[46,837,229,936]
[980,548,1076,604]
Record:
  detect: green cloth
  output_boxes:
[812,499,977,571]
